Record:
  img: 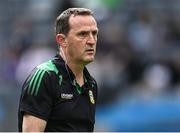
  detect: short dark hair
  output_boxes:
[55,8,94,35]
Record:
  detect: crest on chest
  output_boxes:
[89,90,95,104]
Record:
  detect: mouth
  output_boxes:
[85,49,94,54]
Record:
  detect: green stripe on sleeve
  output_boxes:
[30,69,43,95]
[27,60,60,96]
[34,70,46,96]
[28,69,40,94]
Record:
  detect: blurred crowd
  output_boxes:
[0,0,180,131]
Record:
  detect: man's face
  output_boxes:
[65,15,98,65]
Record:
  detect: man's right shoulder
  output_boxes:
[36,60,59,75]
[24,59,60,88]
[22,60,61,96]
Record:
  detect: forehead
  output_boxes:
[69,15,98,31]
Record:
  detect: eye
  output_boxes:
[78,31,88,37]
[92,31,98,37]
[92,30,98,36]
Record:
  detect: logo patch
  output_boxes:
[89,90,95,104]
[61,93,73,99]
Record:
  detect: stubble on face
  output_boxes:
[66,15,98,66]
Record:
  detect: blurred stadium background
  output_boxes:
[0,0,180,131]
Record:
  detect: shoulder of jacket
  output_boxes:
[37,60,63,86]
[36,60,59,75]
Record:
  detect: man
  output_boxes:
[18,8,98,132]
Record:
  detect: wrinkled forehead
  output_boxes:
[69,15,98,30]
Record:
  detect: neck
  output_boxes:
[68,61,85,87]
[60,51,85,86]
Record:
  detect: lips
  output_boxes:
[85,49,94,55]
[85,49,94,52]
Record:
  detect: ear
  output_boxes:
[56,34,67,48]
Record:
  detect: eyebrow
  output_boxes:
[78,28,98,33]
[77,30,98,36]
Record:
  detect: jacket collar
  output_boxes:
[54,54,95,86]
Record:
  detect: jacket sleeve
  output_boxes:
[19,68,55,121]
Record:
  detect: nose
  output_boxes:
[87,33,96,45]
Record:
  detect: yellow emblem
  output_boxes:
[89,90,95,104]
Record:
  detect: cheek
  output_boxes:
[74,40,86,51]
[75,45,85,55]
[68,43,83,56]
[67,39,86,55]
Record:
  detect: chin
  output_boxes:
[83,58,94,65]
